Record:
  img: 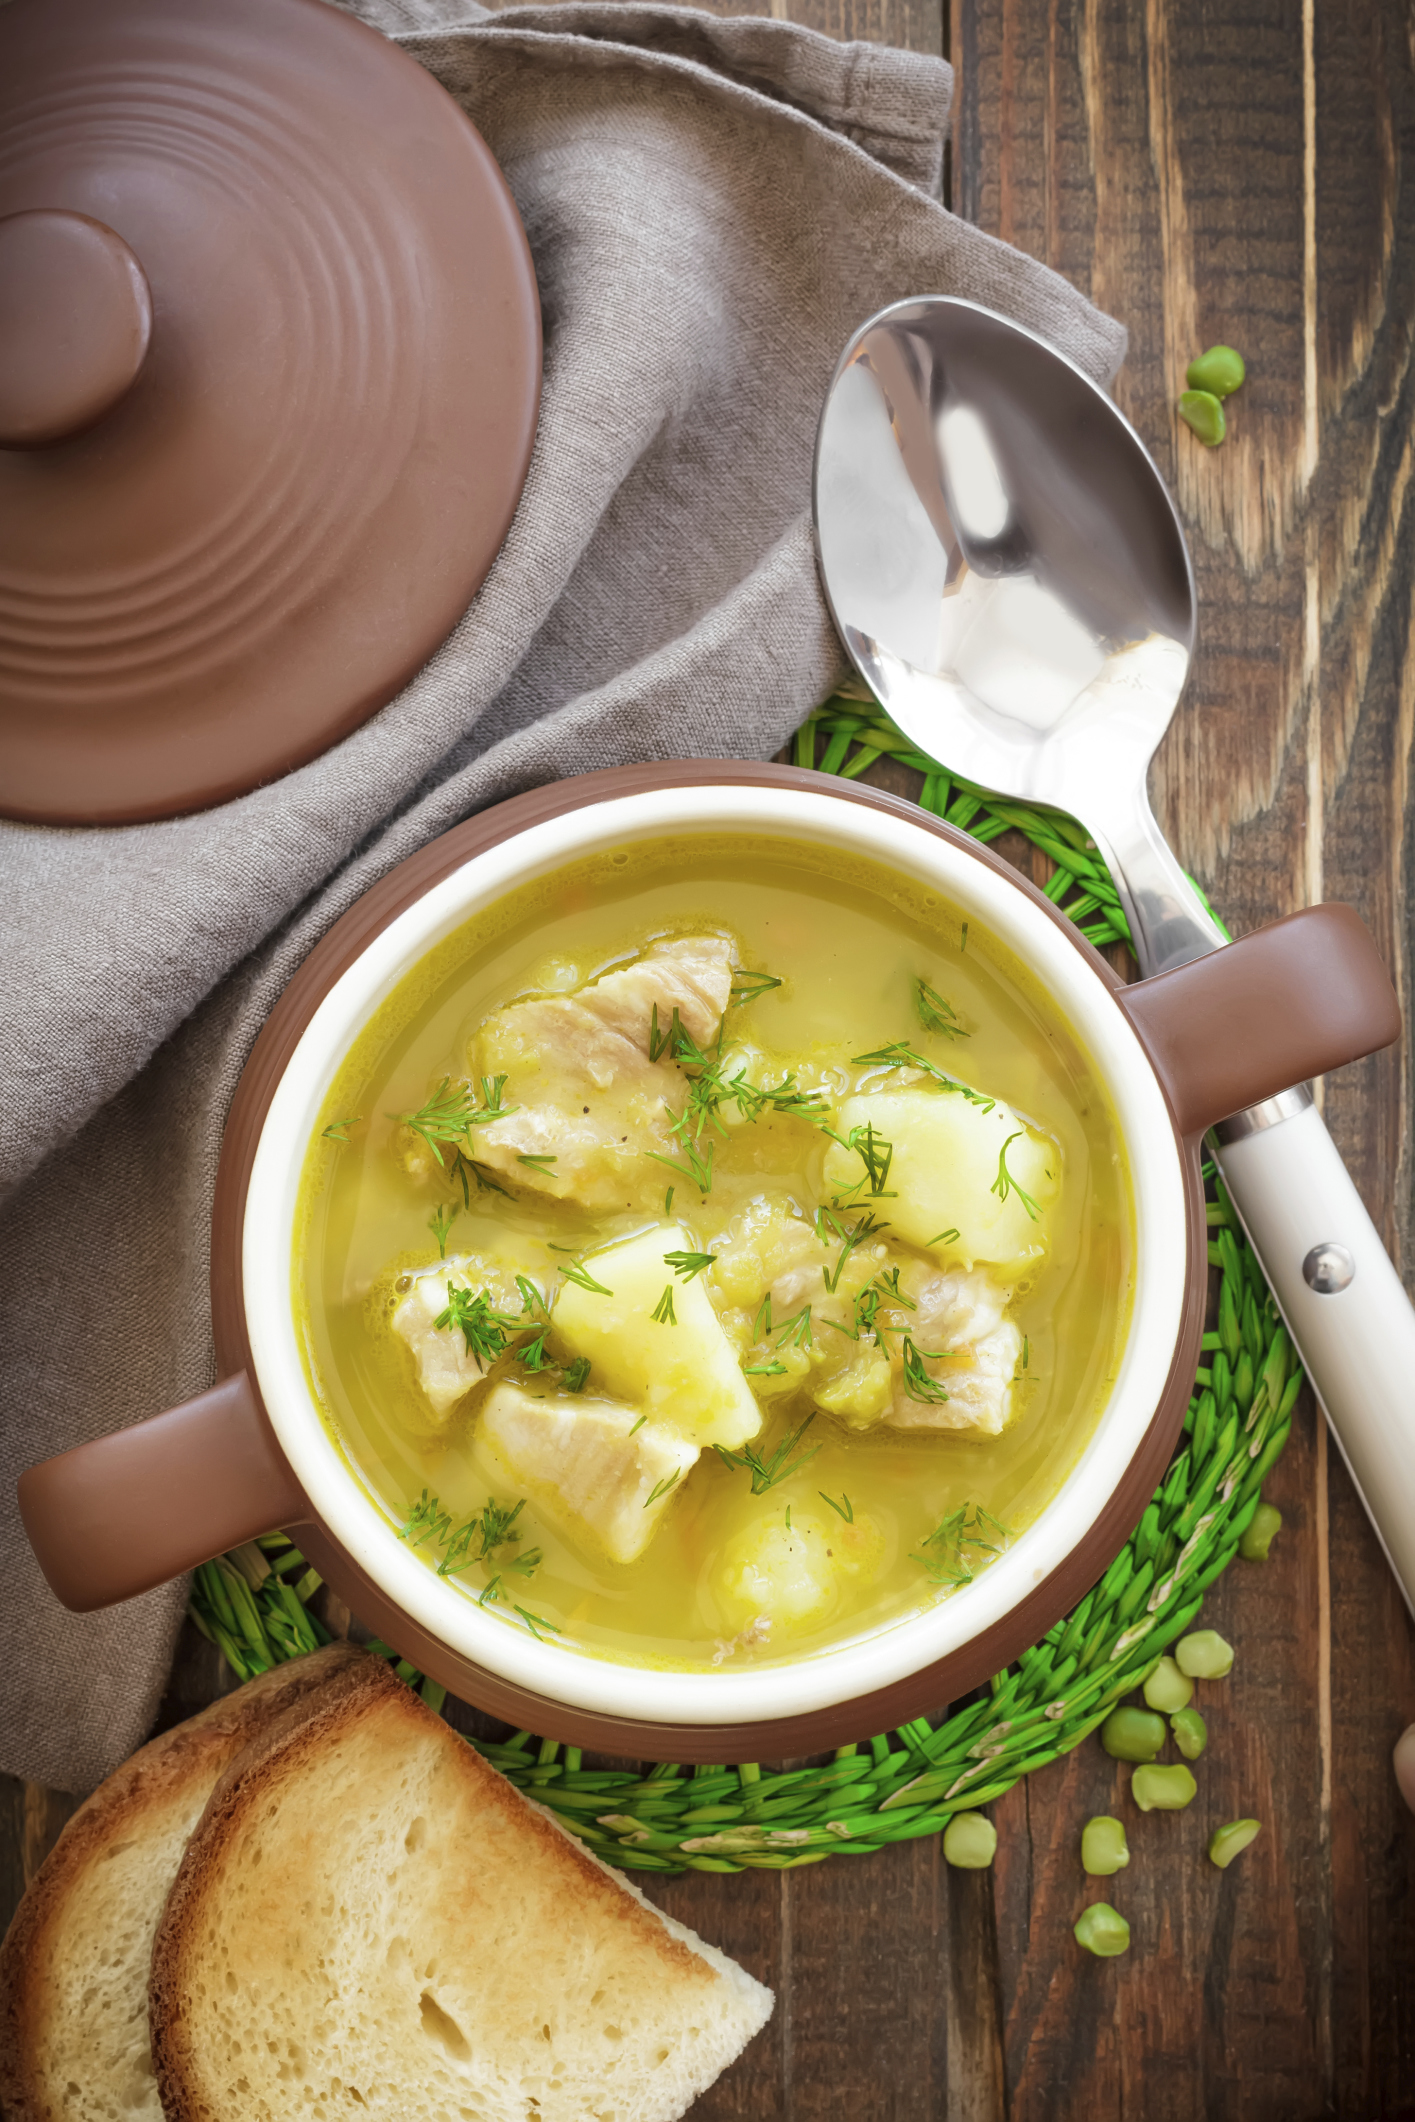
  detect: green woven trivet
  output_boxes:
[190,695,1298,1874]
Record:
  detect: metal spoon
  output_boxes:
[813,294,1415,1616]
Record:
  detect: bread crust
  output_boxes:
[0,1642,363,2122]
[151,1651,768,2122]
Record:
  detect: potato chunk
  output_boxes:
[480,1382,699,1565]
[712,1509,885,1634]
[468,935,735,1213]
[823,1088,1057,1273]
[554,1226,763,1449]
[390,1257,523,1424]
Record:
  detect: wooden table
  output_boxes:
[4,2,1414,2114]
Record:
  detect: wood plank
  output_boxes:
[954,0,1415,2113]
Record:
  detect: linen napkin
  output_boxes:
[0,0,1125,1791]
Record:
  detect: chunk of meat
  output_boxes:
[469,935,736,1212]
[884,1266,1022,1437]
[480,1381,699,1565]
[390,1256,524,1425]
[553,1225,762,1449]
[707,1197,1022,1437]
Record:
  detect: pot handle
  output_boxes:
[1118,902,1401,1134]
[17,1372,308,1613]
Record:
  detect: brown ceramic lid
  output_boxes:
[0,0,541,825]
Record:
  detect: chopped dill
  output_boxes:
[784,1504,792,1530]
[743,1357,789,1376]
[991,1131,1042,1221]
[651,1284,678,1326]
[819,1490,855,1523]
[563,1357,592,1393]
[514,1606,562,1639]
[516,1152,558,1170]
[643,1467,682,1507]
[825,1119,895,1199]
[850,1042,996,1112]
[773,1304,813,1351]
[664,1186,676,1215]
[961,922,969,953]
[913,1502,1010,1588]
[819,1208,890,1294]
[396,1075,518,1164]
[900,1335,953,1404]
[715,1413,820,1494]
[400,1490,541,1590]
[915,977,969,1039]
[644,1138,715,1197]
[664,1248,717,1281]
[557,1257,614,1297]
[730,968,783,1005]
[647,1003,690,1064]
[321,1115,360,1142]
[627,1413,647,1435]
[852,1266,915,1342]
[428,1202,458,1258]
[928,1226,961,1246]
[434,1282,510,1367]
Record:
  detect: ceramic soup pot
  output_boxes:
[18,765,1400,1760]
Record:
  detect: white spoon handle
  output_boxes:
[1214,1096,1415,1618]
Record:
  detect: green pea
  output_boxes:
[1186,344,1246,398]
[1142,1655,1193,1714]
[1131,1764,1198,1812]
[943,1812,997,1869]
[1100,1706,1166,1762]
[1074,1902,1131,1957]
[1171,1706,1208,1761]
[1178,390,1226,447]
[1208,1818,1262,1869]
[1240,1501,1283,1562]
[1081,1815,1130,1876]
[1176,1629,1233,1679]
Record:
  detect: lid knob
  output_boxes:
[0,209,152,449]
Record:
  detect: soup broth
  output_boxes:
[295,834,1133,1671]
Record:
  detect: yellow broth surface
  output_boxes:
[295,835,1133,1671]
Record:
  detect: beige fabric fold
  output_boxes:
[0,0,1125,1791]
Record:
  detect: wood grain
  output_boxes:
[4,3,1414,2117]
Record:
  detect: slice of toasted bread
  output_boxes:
[0,1642,365,2122]
[151,1650,773,2122]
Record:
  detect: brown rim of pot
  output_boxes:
[208,760,1210,1762]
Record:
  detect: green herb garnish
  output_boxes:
[991,1131,1041,1221]
[913,1502,1010,1588]
[851,1042,996,1111]
[730,968,783,1005]
[715,1413,820,1494]
[627,1413,647,1435]
[645,1139,715,1197]
[514,1606,563,1639]
[517,1152,558,1171]
[819,1490,855,1523]
[563,1357,592,1393]
[664,1248,717,1281]
[557,1257,614,1297]
[434,1283,510,1367]
[321,1115,360,1142]
[900,1335,952,1404]
[825,1119,895,1199]
[651,1284,678,1326]
[396,1075,518,1164]
[928,1226,961,1246]
[819,1208,890,1294]
[428,1202,458,1258]
[915,977,969,1039]
[643,1468,683,1507]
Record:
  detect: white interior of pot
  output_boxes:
[244,783,1188,1726]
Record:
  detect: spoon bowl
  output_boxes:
[813,296,1223,975]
